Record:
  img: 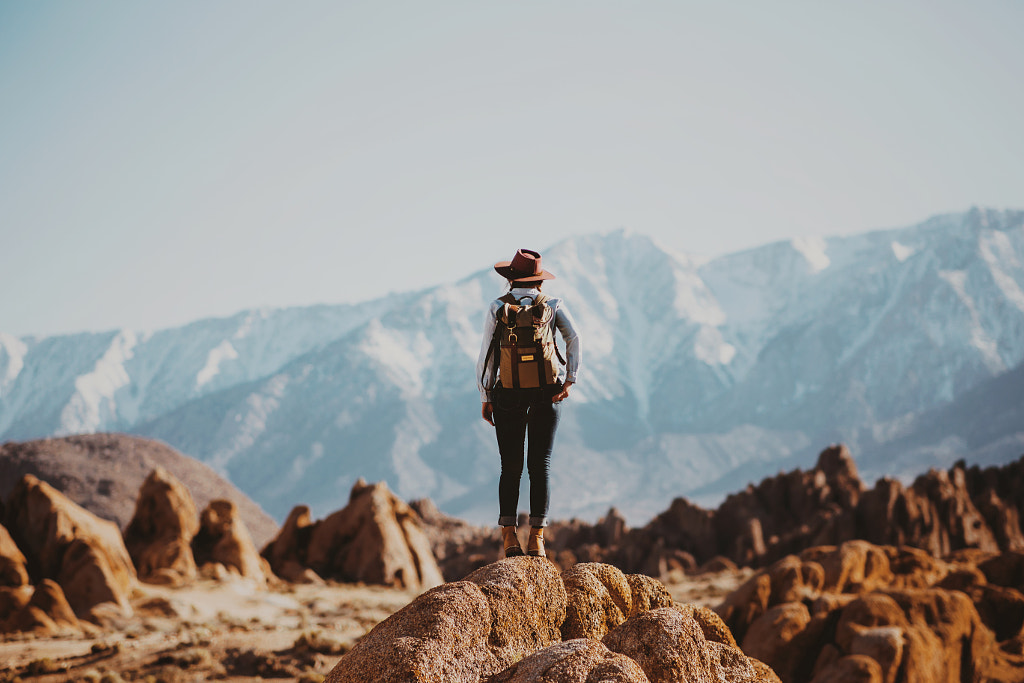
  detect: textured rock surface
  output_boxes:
[4,474,135,619]
[124,467,199,586]
[490,639,650,683]
[465,557,567,675]
[0,522,29,587]
[603,607,757,683]
[324,581,493,683]
[717,540,1024,683]
[323,561,770,683]
[270,479,444,590]
[561,563,633,640]
[192,499,269,587]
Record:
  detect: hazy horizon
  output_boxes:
[2,1,1022,337]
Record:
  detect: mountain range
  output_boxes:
[2,207,1023,525]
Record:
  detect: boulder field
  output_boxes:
[325,556,778,683]
[718,539,1024,683]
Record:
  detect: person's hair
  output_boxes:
[509,279,543,290]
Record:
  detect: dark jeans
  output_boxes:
[494,384,561,528]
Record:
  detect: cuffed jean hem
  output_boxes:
[529,515,548,528]
[498,516,518,527]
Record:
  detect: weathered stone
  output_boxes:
[741,602,819,683]
[5,474,135,619]
[810,654,883,683]
[0,523,29,587]
[561,562,633,640]
[625,574,673,616]
[465,557,567,675]
[124,467,199,586]
[489,639,649,683]
[192,499,268,587]
[324,581,493,683]
[849,626,903,683]
[5,579,79,635]
[261,505,314,579]
[603,607,754,683]
[305,480,444,590]
[801,541,892,594]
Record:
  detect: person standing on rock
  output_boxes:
[477,248,581,558]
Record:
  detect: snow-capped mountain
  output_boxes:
[2,208,1023,525]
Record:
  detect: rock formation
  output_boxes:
[325,557,776,683]
[124,467,199,586]
[263,479,444,590]
[716,540,1024,683]
[4,474,136,620]
[192,499,270,587]
[4,579,80,635]
[417,448,1024,580]
[0,434,279,547]
[0,522,29,587]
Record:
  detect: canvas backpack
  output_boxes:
[484,293,565,390]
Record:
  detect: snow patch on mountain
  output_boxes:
[58,330,137,435]
[360,320,431,397]
[979,230,1024,313]
[0,332,28,393]
[939,269,1004,372]
[196,340,240,388]
[209,372,291,473]
[792,236,831,272]
[891,241,914,262]
[694,327,736,366]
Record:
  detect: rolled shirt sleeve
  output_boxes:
[554,302,580,384]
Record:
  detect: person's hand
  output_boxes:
[552,381,573,403]
[482,402,495,426]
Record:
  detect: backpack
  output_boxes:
[484,293,565,390]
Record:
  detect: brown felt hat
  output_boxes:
[494,248,556,282]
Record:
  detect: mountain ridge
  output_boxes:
[2,207,1023,525]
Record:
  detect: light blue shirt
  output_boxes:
[477,287,581,402]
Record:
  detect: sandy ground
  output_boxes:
[0,568,749,682]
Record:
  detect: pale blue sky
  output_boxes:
[2,1,1022,337]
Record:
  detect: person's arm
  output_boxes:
[477,301,500,423]
[552,301,580,403]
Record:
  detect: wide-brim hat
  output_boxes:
[494,248,556,282]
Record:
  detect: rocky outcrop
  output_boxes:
[490,639,650,683]
[603,607,756,683]
[0,434,278,547]
[192,499,269,587]
[4,579,80,635]
[324,580,494,683]
[716,540,1024,683]
[465,557,567,675]
[561,563,633,640]
[416,448,1024,579]
[124,467,199,586]
[4,474,135,620]
[324,557,776,683]
[264,479,443,590]
[0,523,29,587]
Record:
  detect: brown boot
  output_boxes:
[527,527,546,557]
[502,526,524,557]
